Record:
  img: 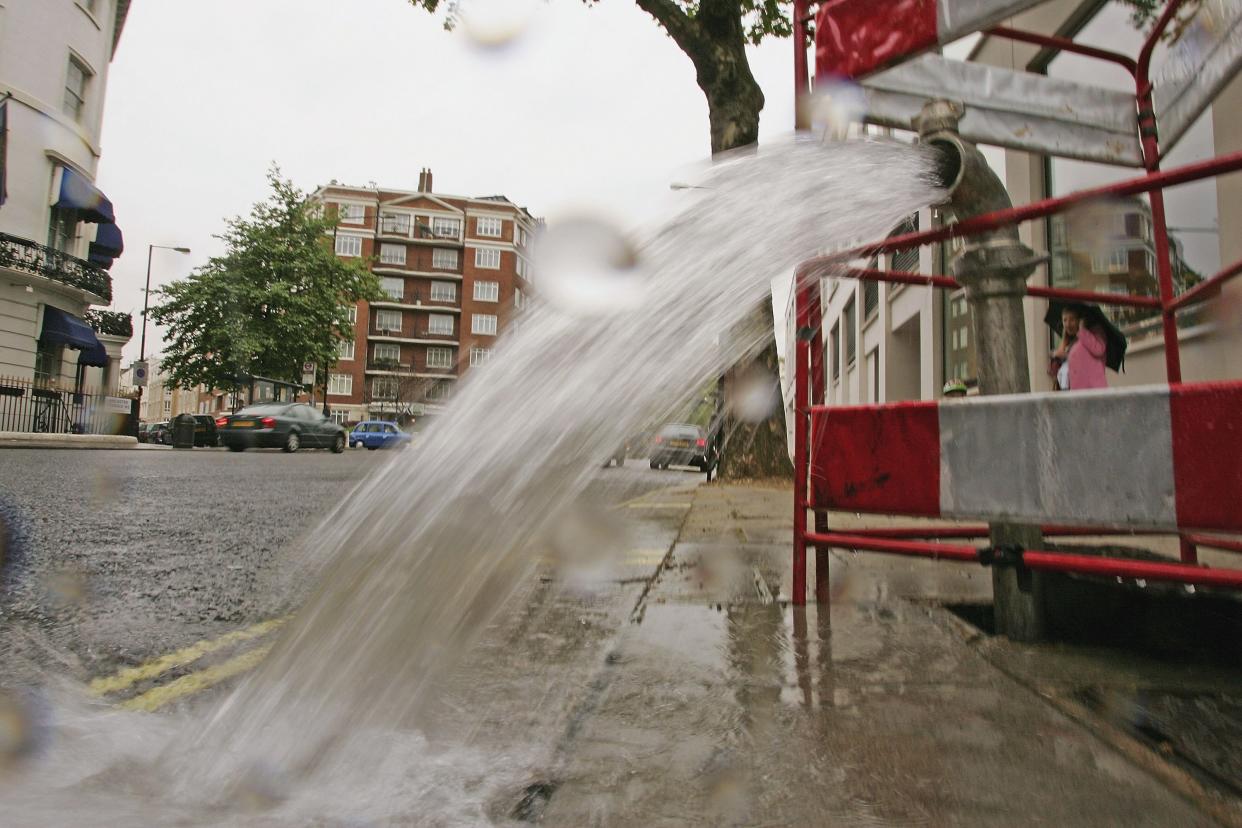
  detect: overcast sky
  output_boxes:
[95,0,797,364]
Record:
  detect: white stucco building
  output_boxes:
[0,0,132,394]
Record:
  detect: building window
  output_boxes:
[47,206,78,253]
[844,297,857,365]
[379,244,406,266]
[472,314,498,335]
[337,339,355,361]
[469,347,493,366]
[426,347,454,369]
[476,216,503,237]
[428,314,454,335]
[516,256,528,280]
[426,381,452,401]
[64,55,91,121]
[375,309,402,332]
[373,343,400,363]
[829,323,840,381]
[474,248,501,269]
[372,376,399,400]
[338,204,365,225]
[431,217,461,238]
[514,289,524,309]
[335,235,363,257]
[328,374,353,396]
[381,213,411,235]
[863,278,879,320]
[473,281,499,302]
[345,304,358,324]
[432,248,458,270]
[164,400,172,414]
[329,410,348,425]
[1109,248,1129,273]
[430,281,456,302]
[379,276,404,300]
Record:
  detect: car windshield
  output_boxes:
[235,405,291,417]
[659,425,702,440]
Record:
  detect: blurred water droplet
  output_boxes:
[0,688,46,774]
[234,761,288,812]
[546,502,629,588]
[44,566,90,608]
[458,0,538,50]
[1063,199,1126,261]
[797,80,865,141]
[1136,578,1147,589]
[733,367,779,423]
[1184,584,1197,595]
[534,216,644,317]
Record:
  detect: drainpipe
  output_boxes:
[914,100,1047,642]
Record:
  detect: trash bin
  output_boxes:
[172,413,196,449]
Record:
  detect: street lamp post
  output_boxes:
[136,244,191,427]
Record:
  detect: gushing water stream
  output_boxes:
[3,137,940,825]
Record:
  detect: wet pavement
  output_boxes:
[2,449,1240,825]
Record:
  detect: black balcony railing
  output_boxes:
[85,309,133,337]
[0,232,112,302]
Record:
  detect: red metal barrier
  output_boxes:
[791,2,1242,604]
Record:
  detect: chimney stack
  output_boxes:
[424,169,433,193]
[417,168,427,192]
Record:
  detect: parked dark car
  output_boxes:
[349,420,412,450]
[649,423,712,471]
[140,421,172,445]
[192,414,219,447]
[218,403,346,453]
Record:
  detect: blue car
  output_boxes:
[349,420,413,450]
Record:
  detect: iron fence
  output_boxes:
[0,375,135,436]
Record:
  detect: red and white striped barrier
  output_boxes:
[809,382,1242,533]
[815,0,1047,80]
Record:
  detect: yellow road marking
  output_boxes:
[119,643,273,712]
[89,617,287,696]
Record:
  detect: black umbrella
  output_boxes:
[1043,301,1127,372]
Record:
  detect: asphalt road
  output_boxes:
[0,446,690,685]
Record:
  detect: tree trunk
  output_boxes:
[634,0,788,480]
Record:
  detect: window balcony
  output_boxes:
[0,232,112,302]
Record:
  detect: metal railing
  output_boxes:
[0,233,112,302]
[0,375,135,435]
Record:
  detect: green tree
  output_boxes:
[151,168,381,400]
[411,0,797,477]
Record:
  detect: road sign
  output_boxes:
[131,360,149,387]
[103,396,132,414]
[301,362,316,385]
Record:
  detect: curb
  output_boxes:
[0,432,138,450]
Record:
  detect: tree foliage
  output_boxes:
[151,168,381,393]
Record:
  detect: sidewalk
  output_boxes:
[535,482,1237,826]
[0,431,137,449]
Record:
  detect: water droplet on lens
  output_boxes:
[797,81,865,141]
[0,688,45,773]
[734,367,779,423]
[534,216,645,317]
[1136,578,1147,589]
[458,0,538,50]
[44,566,90,607]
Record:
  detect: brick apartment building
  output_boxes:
[314,170,538,425]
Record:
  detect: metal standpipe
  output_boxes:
[914,100,1047,642]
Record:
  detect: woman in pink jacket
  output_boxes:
[1052,305,1108,390]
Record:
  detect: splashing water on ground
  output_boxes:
[3,136,941,824]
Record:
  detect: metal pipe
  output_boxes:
[986,26,1137,76]
[815,525,1169,539]
[1169,256,1242,311]
[808,150,1242,261]
[837,267,1165,309]
[1181,533,1242,555]
[804,533,1242,590]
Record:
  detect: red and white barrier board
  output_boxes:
[815,0,1047,79]
[809,382,1242,533]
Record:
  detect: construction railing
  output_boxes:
[789,0,1242,604]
